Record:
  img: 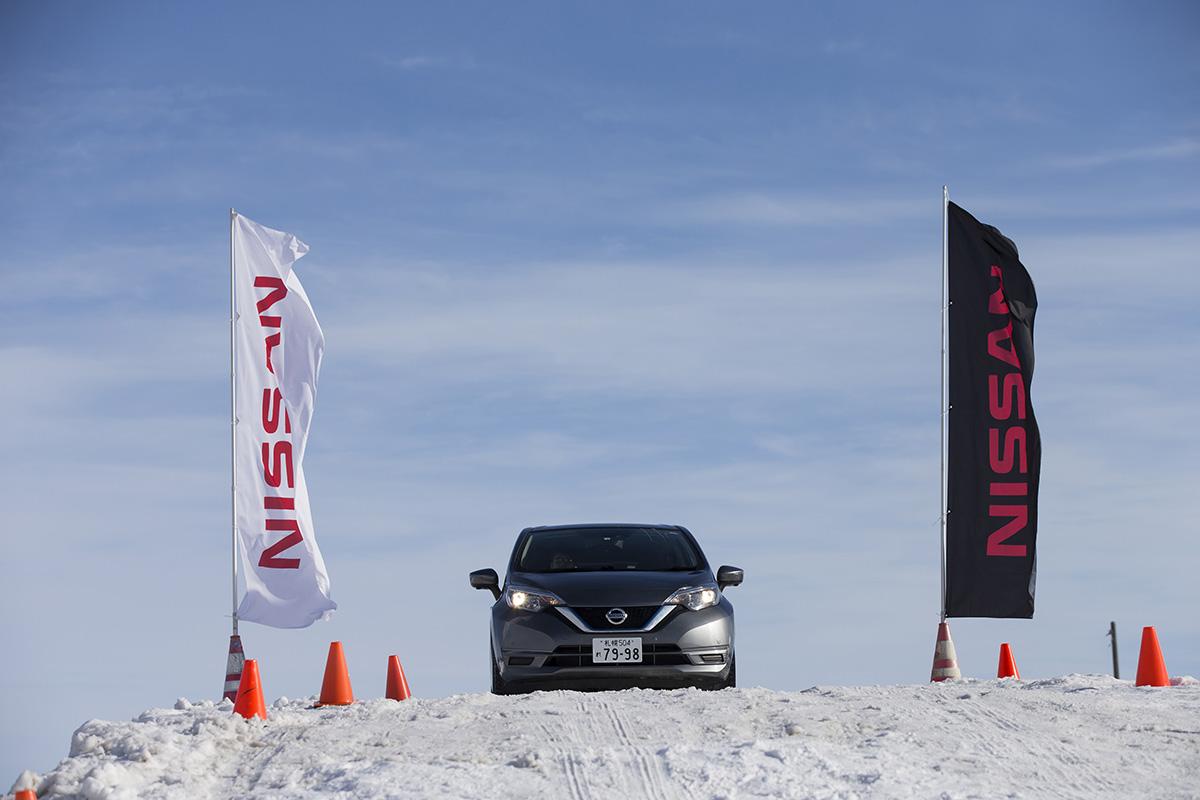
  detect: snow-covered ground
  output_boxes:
[14,675,1200,800]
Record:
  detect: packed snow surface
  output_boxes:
[19,675,1200,799]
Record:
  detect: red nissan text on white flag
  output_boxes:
[233,213,336,628]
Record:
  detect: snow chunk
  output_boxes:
[9,769,39,793]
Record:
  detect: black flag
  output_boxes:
[945,202,1041,618]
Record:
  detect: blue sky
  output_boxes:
[2,1,1198,780]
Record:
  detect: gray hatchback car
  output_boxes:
[470,523,743,694]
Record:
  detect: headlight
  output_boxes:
[665,584,720,611]
[504,586,564,613]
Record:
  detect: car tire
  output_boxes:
[490,642,509,695]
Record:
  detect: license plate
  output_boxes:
[592,637,643,663]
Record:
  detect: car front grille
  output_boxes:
[544,643,689,668]
[562,605,664,630]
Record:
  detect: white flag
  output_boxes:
[233,213,335,628]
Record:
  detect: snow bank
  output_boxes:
[15,675,1200,799]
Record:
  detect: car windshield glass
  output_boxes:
[516,527,703,572]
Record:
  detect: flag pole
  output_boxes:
[940,186,949,622]
[223,208,246,702]
[230,208,239,636]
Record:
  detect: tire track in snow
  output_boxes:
[228,725,297,795]
[941,689,1117,800]
[595,695,680,800]
[535,698,597,800]
[560,751,594,800]
[599,696,660,799]
[541,693,668,799]
[244,742,289,793]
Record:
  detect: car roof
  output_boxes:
[521,523,686,533]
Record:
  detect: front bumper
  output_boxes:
[491,597,734,690]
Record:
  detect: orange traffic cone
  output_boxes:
[997,643,1020,679]
[318,641,355,705]
[1135,626,1169,687]
[15,790,36,800]
[930,621,961,682]
[386,655,411,701]
[233,658,267,720]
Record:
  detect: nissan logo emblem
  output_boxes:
[606,608,628,625]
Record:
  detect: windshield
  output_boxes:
[515,527,704,573]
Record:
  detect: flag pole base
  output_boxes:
[930,621,961,682]
[223,634,245,702]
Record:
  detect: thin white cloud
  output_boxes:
[822,39,865,55]
[322,254,933,400]
[661,192,927,227]
[1020,228,1200,296]
[371,53,474,72]
[269,130,410,160]
[1045,138,1200,169]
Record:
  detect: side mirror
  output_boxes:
[470,568,501,600]
[717,565,744,589]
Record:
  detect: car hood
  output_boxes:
[507,569,713,607]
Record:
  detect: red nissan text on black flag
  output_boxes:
[945,202,1040,618]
